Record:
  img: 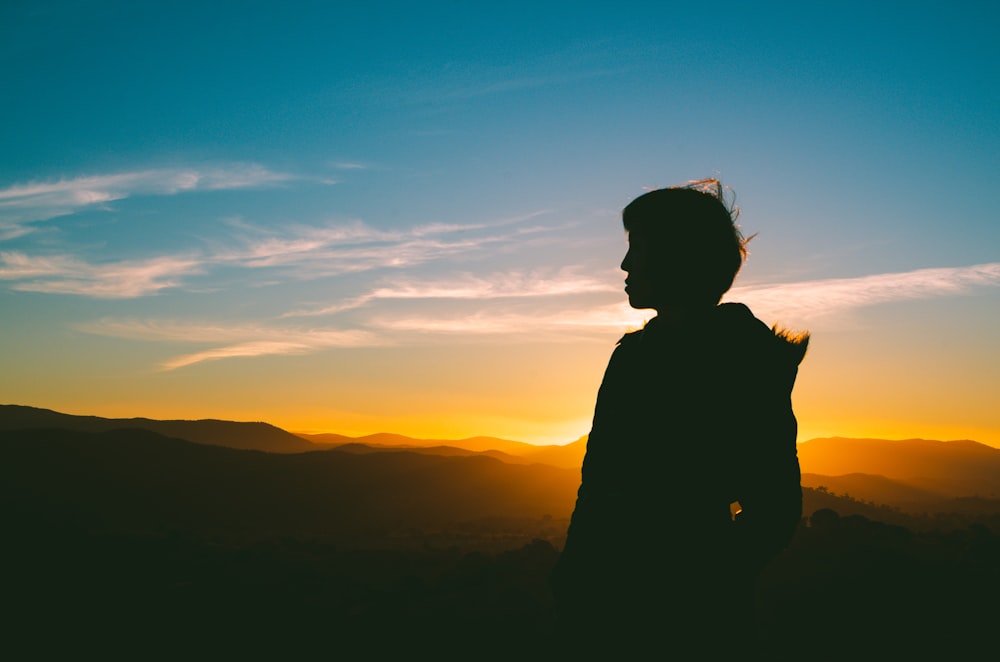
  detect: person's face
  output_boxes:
[621,231,661,310]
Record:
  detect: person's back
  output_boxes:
[550,180,808,656]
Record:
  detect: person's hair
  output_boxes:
[622,178,749,305]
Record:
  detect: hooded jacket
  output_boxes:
[551,302,808,624]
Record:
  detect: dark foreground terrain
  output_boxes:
[3,421,998,660]
[8,509,996,660]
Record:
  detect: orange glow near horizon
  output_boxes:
[19,393,998,450]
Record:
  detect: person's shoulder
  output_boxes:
[714,302,765,329]
[714,302,810,365]
[614,328,644,347]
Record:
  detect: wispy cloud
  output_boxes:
[0,251,202,297]
[208,211,552,277]
[75,263,1000,370]
[282,268,617,317]
[161,342,318,370]
[369,301,649,337]
[0,164,293,238]
[1,211,556,299]
[729,262,1000,323]
[371,263,1000,337]
[79,318,377,369]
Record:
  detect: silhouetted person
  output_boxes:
[550,180,808,657]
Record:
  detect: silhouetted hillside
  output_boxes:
[0,404,317,453]
[798,437,1000,497]
[4,421,998,658]
[298,430,545,455]
[798,482,927,529]
[519,435,587,469]
[801,472,943,506]
[293,431,357,446]
[6,405,998,532]
[1,427,578,547]
[755,508,996,660]
[801,479,1000,533]
[331,441,529,465]
[303,432,588,469]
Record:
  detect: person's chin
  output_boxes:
[626,295,656,311]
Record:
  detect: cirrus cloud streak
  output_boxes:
[0,164,294,240]
[282,267,618,317]
[78,318,378,370]
[730,262,1000,325]
[0,213,553,298]
[0,251,203,298]
[75,263,1000,368]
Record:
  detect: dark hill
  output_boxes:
[801,472,944,506]
[520,435,587,469]
[374,432,541,455]
[1,427,579,546]
[300,431,588,469]
[797,436,1000,498]
[322,431,543,455]
[0,404,316,453]
[331,441,527,464]
[293,431,356,446]
[5,426,962,543]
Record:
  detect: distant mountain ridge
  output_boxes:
[797,436,1000,498]
[298,430,588,469]
[330,442,530,465]
[5,419,995,659]
[299,430,562,454]
[4,405,997,505]
[0,404,316,453]
[2,426,580,546]
[5,426,990,547]
[801,472,943,505]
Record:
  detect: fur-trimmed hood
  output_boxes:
[715,301,810,366]
[614,302,809,402]
[627,301,809,367]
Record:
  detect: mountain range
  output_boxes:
[796,436,999,498]
[3,426,580,547]
[3,404,998,526]
[0,404,315,452]
[5,404,994,659]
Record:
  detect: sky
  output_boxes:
[1,1,998,446]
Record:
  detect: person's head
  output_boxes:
[621,178,747,313]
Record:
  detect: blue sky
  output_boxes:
[2,1,998,444]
